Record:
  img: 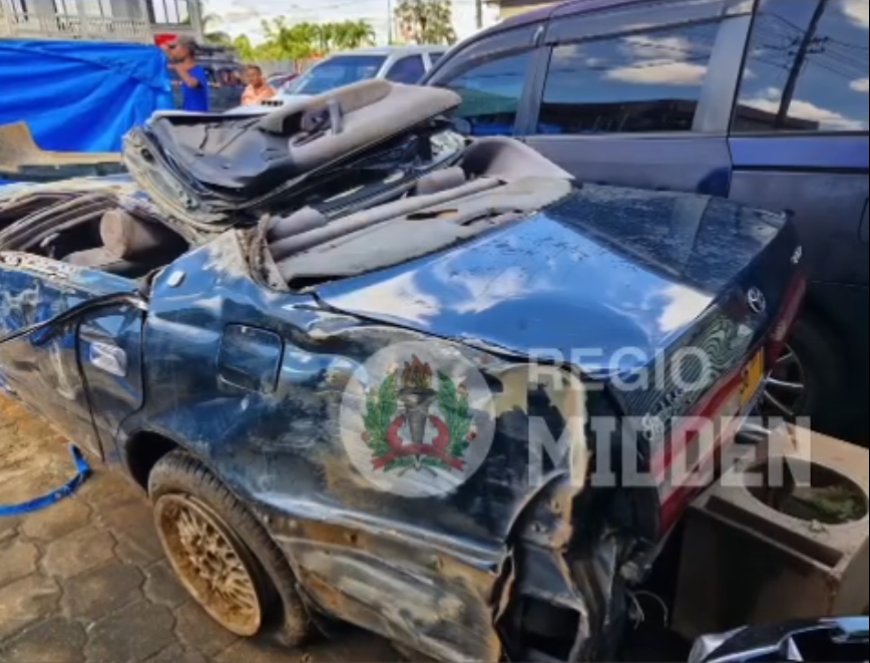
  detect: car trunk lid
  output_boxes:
[314,184,801,374]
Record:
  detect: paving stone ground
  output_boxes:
[0,396,398,662]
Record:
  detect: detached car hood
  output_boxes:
[123,80,461,228]
[315,184,798,375]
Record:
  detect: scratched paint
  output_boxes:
[0,137,805,660]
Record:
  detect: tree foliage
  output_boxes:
[202,11,232,46]
[232,34,255,61]
[223,18,376,63]
[395,0,457,45]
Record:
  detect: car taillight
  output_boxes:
[765,272,806,366]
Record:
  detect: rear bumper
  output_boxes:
[655,271,807,534]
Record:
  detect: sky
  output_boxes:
[207,0,500,45]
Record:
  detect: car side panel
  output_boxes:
[728,136,870,441]
[0,254,139,458]
[728,158,869,286]
[527,134,733,196]
[79,308,146,462]
[118,233,516,661]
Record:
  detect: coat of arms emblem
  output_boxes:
[362,355,476,474]
[339,340,496,497]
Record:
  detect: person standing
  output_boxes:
[164,36,210,112]
[241,65,277,106]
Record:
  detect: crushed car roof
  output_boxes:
[123,80,462,229]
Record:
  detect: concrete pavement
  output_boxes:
[0,396,397,662]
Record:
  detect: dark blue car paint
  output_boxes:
[0,176,802,660]
[317,186,788,371]
[425,0,869,442]
[0,254,139,457]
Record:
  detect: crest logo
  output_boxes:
[339,341,495,497]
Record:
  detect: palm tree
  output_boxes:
[334,20,376,49]
[232,34,255,61]
[395,0,457,45]
[316,22,337,54]
[202,10,231,45]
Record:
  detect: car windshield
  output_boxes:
[287,55,387,95]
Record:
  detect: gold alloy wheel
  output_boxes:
[154,493,264,636]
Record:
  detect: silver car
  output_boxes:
[230,46,447,114]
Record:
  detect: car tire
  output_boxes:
[764,316,844,431]
[148,450,312,646]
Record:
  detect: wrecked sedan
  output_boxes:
[0,82,805,661]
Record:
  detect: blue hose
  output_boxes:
[0,445,91,517]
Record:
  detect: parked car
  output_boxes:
[0,81,805,661]
[689,617,869,663]
[229,46,447,113]
[424,0,870,443]
[267,72,298,90]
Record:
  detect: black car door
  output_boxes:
[0,254,144,459]
[521,0,752,197]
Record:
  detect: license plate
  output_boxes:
[740,350,765,410]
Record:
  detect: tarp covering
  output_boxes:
[0,40,173,153]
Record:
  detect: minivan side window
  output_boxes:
[386,55,426,84]
[535,21,721,135]
[434,51,533,136]
[733,0,869,133]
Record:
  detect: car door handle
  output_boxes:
[88,342,128,378]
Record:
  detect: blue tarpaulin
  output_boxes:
[0,40,173,153]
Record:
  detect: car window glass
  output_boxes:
[435,51,532,136]
[733,0,869,133]
[535,21,721,134]
[289,56,387,95]
[429,52,446,65]
[386,55,426,84]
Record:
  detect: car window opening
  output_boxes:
[0,192,189,279]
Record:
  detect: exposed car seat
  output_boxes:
[65,209,186,277]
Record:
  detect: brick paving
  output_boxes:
[0,396,397,662]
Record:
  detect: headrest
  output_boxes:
[257,80,392,135]
[100,209,180,260]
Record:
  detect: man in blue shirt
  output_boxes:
[165,37,209,112]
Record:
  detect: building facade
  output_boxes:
[0,0,202,43]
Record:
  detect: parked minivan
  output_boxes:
[425,0,870,442]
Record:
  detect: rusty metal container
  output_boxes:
[673,425,869,639]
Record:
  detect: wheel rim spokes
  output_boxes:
[762,343,807,419]
[155,494,262,636]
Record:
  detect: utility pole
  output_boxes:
[776,0,828,127]
[475,0,484,29]
[387,0,394,44]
